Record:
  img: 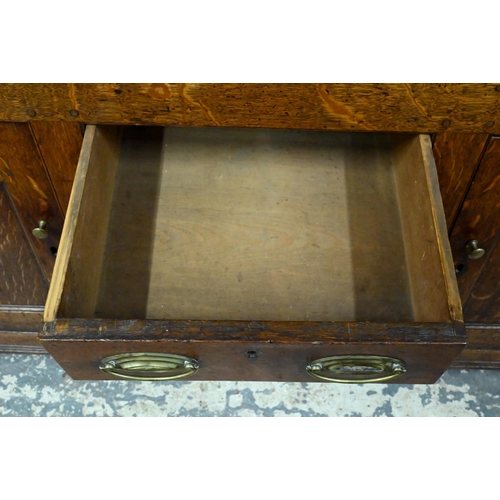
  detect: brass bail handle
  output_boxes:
[99,353,200,381]
[465,239,485,259]
[306,355,407,383]
[32,220,49,239]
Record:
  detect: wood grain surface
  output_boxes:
[44,126,122,322]
[1,84,500,133]
[0,305,44,332]
[433,132,489,231]
[452,324,500,369]
[0,122,64,281]
[0,184,47,304]
[29,121,83,215]
[0,184,46,346]
[95,128,415,322]
[0,304,44,350]
[450,137,500,310]
[40,319,466,383]
[464,238,500,322]
[392,135,460,324]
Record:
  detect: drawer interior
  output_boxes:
[46,126,454,325]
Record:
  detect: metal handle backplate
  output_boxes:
[306,355,406,383]
[99,353,199,381]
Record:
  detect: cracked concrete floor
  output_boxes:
[1,353,499,416]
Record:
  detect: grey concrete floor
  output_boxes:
[1,353,499,416]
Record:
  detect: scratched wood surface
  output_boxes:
[1,84,499,133]
[433,132,489,231]
[29,121,83,215]
[40,319,465,382]
[450,137,500,309]
[0,122,64,281]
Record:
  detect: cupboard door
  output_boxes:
[433,132,489,232]
[450,137,500,322]
[29,122,83,215]
[0,123,65,281]
[463,234,500,322]
[0,182,47,348]
[0,122,80,351]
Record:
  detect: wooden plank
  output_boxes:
[1,84,500,133]
[40,319,466,383]
[0,184,47,304]
[432,132,489,231]
[95,128,413,322]
[392,135,462,324]
[0,122,64,281]
[450,137,500,308]
[451,325,500,369]
[0,303,44,350]
[461,324,500,350]
[44,126,122,322]
[0,343,47,354]
[29,122,83,215]
[0,305,44,332]
[417,135,464,328]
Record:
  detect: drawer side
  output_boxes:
[392,135,463,327]
[44,125,122,322]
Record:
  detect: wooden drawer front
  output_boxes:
[42,320,464,383]
[40,125,465,383]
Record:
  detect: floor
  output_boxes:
[1,353,499,416]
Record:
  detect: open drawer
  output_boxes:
[40,125,465,383]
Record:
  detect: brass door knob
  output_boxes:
[465,239,485,259]
[32,220,48,239]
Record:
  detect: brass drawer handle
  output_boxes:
[465,239,485,259]
[99,353,199,381]
[306,355,406,383]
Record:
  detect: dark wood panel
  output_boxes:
[1,84,500,133]
[0,344,47,354]
[450,137,500,308]
[40,319,465,383]
[433,132,489,231]
[0,184,47,304]
[451,326,500,369]
[0,122,65,280]
[29,122,83,215]
[464,239,500,321]
[460,324,500,351]
[0,305,44,332]
[452,356,500,369]
[0,185,46,346]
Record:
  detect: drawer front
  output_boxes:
[41,320,465,383]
